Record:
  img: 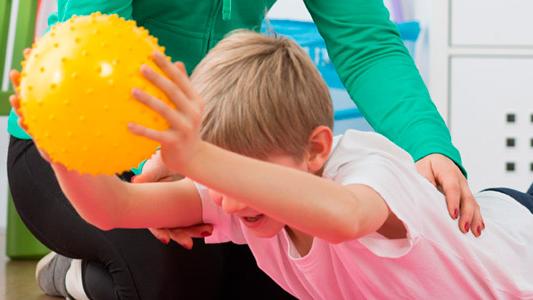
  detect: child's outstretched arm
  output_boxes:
[130,53,393,244]
[9,54,202,233]
[51,163,202,231]
[186,143,392,243]
[50,163,202,230]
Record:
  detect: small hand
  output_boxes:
[416,154,484,237]
[128,52,204,173]
[149,224,213,249]
[9,48,32,131]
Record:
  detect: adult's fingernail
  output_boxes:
[464,222,470,232]
[476,226,482,236]
[201,231,212,237]
[453,208,458,219]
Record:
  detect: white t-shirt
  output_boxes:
[198,130,533,299]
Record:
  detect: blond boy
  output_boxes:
[39,32,533,298]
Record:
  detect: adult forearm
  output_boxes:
[184,142,367,242]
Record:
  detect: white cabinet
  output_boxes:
[450,58,533,191]
[451,0,533,46]
[430,0,533,193]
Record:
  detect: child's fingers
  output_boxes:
[175,61,186,74]
[23,48,31,59]
[132,88,191,132]
[127,122,175,145]
[140,65,194,115]
[9,95,28,131]
[152,52,195,99]
[9,95,20,110]
[37,148,51,162]
[132,88,178,122]
[173,61,201,104]
[9,70,21,90]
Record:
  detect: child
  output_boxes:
[36,31,533,298]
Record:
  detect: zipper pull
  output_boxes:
[222,0,232,21]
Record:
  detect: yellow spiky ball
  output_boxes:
[19,13,173,175]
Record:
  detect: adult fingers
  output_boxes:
[180,224,213,238]
[415,159,437,187]
[439,174,461,220]
[168,229,194,250]
[457,182,477,234]
[470,207,485,238]
[149,228,170,244]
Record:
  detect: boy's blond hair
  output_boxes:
[191,30,333,160]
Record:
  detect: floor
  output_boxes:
[0,232,59,300]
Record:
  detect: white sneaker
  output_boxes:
[35,251,71,297]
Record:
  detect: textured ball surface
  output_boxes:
[19,13,172,174]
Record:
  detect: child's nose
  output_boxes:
[221,197,246,214]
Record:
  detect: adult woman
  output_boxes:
[7,0,482,299]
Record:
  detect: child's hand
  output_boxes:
[128,52,204,173]
[9,49,31,132]
[9,71,27,131]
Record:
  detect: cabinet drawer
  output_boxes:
[451,0,533,47]
[450,57,533,192]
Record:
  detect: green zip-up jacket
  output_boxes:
[8,0,465,173]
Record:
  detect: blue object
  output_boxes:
[262,19,420,134]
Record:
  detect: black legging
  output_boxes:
[485,184,533,214]
[7,136,294,300]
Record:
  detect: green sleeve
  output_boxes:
[54,0,133,24]
[304,0,466,175]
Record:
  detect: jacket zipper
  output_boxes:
[205,0,222,54]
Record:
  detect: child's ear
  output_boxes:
[305,126,333,173]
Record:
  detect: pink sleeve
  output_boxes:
[194,183,247,245]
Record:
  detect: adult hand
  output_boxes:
[134,151,212,250]
[132,150,183,183]
[149,224,213,250]
[416,154,484,237]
